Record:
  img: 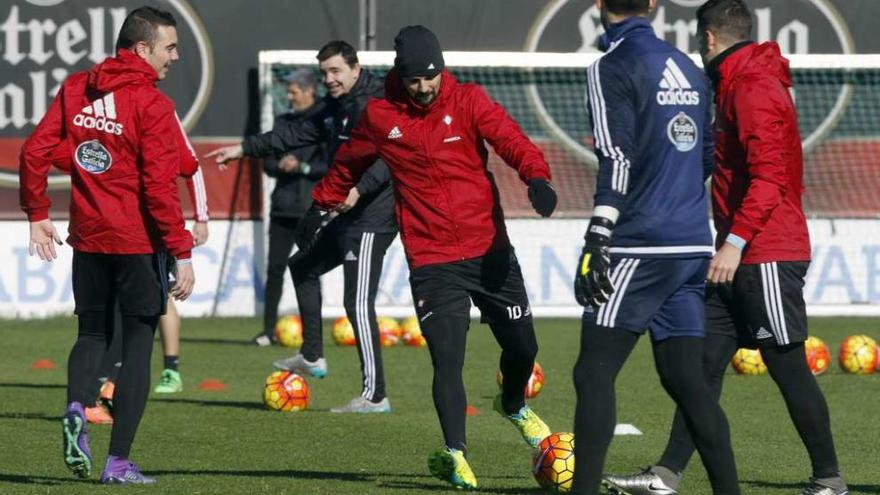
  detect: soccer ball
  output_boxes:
[331,317,356,346]
[532,432,575,493]
[378,317,400,347]
[496,361,545,398]
[839,334,879,375]
[804,336,831,375]
[263,371,310,412]
[274,315,303,348]
[401,316,427,347]
[401,315,420,334]
[378,316,403,337]
[731,348,767,375]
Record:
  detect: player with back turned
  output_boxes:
[602,1,847,494]
[570,0,740,494]
[19,6,194,484]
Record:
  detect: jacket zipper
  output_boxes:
[420,111,465,260]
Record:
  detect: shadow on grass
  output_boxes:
[146,468,370,482]
[0,412,58,423]
[0,382,65,389]
[744,480,880,494]
[0,472,92,486]
[151,397,339,413]
[179,336,252,346]
[144,469,541,493]
[379,480,545,493]
[151,397,265,411]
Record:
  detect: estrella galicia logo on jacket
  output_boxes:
[74,140,112,174]
[667,112,697,152]
[73,93,124,135]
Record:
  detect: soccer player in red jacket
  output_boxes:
[49,122,208,414]
[602,2,847,495]
[19,7,194,485]
[309,25,558,489]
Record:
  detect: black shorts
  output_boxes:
[72,250,169,316]
[707,261,809,348]
[409,247,532,326]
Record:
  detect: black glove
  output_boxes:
[574,216,615,308]
[294,205,332,252]
[528,179,557,217]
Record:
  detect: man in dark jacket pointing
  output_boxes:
[208,41,397,414]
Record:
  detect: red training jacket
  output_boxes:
[312,69,551,269]
[711,42,811,264]
[20,50,193,259]
[50,124,209,223]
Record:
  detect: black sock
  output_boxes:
[763,343,840,479]
[653,337,740,495]
[571,323,639,495]
[68,310,116,406]
[109,315,158,458]
[489,320,539,415]
[163,355,179,372]
[659,333,738,473]
[422,315,469,453]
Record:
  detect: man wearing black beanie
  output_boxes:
[394,25,445,82]
[310,25,559,490]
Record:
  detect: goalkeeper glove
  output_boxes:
[574,216,615,308]
[528,179,557,217]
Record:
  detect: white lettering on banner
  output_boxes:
[560,2,840,56]
[0,220,878,318]
[0,5,126,131]
[0,0,212,152]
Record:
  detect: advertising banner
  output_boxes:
[1,219,877,319]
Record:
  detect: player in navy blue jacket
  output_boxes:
[570,1,740,495]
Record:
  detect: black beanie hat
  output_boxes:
[394,25,444,78]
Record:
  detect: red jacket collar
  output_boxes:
[87,49,158,93]
[714,41,793,95]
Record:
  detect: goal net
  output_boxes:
[259,51,880,219]
[256,50,880,315]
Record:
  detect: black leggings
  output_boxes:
[659,335,840,479]
[67,311,158,458]
[571,325,739,495]
[422,315,538,453]
[263,217,299,336]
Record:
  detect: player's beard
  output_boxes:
[413,91,436,106]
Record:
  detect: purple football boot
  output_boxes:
[100,456,156,485]
[62,402,92,478]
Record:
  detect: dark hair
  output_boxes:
[115,6,177,51]
[603,0,651,15]
[316,40,359,67]
[696,0,753,42]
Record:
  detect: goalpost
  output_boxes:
[257,50,880,316]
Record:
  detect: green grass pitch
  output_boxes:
[0,317,878,494]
